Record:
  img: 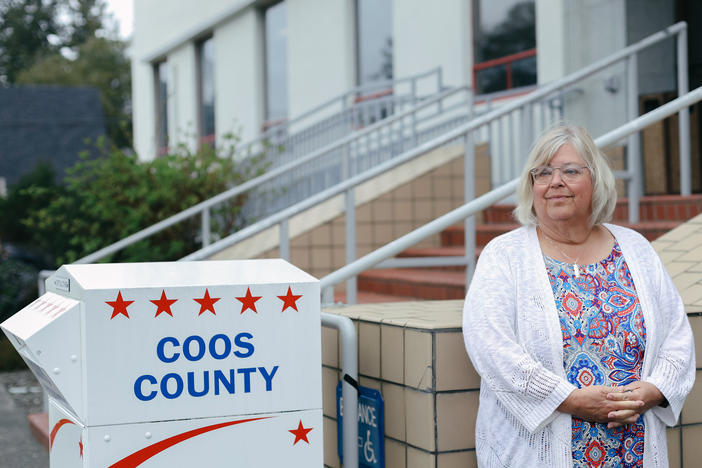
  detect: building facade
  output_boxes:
[131,0,698,193]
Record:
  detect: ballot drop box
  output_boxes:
[1,260,322,467]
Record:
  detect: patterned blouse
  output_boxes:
[544,242,646,467]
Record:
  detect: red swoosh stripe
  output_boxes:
[109,416,272,467]
[50,419,76,449]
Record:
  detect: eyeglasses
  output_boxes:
[529,164,590,185]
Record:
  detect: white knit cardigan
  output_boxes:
[462,224,695,467]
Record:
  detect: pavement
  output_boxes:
[0,370,49,467]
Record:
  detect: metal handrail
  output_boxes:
[179,22,690,266]
[318,86,702,302]
[244,67,444,149]
[75,85,468,264]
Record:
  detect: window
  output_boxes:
[473,0,536,94]
[356,0,392,86]
[264,1,288,124]
[197,37,216,146]
[154,60,169,154]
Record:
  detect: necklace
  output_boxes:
[539,227,589,278]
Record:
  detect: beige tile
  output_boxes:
[412,177,433,199]
[356,203,372,222]
[322,326,339,368]
[374,222,395,245]
[671,234,702,253]
[667,426,681,468]
[682,424,702,467]
[682,370,702,424]
[414,199,435,221]
[309,246,332,272]
[385,438,406,468]
[670,273,702,291]
[359,322,381,379]
[372,199,394,222]
[310,223,331,245]
[359,375,382,392]
[395,198,414,222]
[438,451,478,468]
[322,367,340,418]
[323,416,341,468]
[381,324,404,384]
[382,382,406,441]
[681,284,702,306]
[405,388,435,451]
[436,391,478,451]
[688,261,702,273]
[665,261,695,277]
[407,445,435,468]
[436,331,480,391]
[404,329,433,390]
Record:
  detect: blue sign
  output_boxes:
[336,382,385,468]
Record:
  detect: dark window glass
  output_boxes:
[198,37,216,143]
[356,0,392,86]
[155,61,169,151]
[264,2,288,121]
[473,0,536,94]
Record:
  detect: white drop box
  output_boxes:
[1,260,323,467]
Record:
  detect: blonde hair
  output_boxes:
[513,123,617,227]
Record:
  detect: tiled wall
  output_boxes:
[321,301,702,468]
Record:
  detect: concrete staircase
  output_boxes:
[351,194,702,303]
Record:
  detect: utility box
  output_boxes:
[1,260,322,467]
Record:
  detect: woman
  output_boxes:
[462,124,695,467]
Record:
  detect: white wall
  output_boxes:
[393,0,472,93]
[214,10,265,145]
[286,0,355,121]
[535,0,628,139]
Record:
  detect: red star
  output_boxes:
[194,289,220,316]
[278,286,302,312]
[150,290,177,317]
[79,437,83,458]
[105,291,134,319]
[288,420,313,445]
[236,287,262,314]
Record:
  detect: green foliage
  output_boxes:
[19,135,267,264]
[17,34,132,148]
[0,0,62,84]
[0,256,37,326]
[0,162,64,249]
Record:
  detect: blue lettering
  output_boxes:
[183,335,206,361]
[258,366,278,391]
[237,367,256,393]
[214,369,235,395]
[157,337,180,363]
[233,333,254,358]
[187,371,209,397]
[161,373,184,399]
[134,375,157,401]
[209,334,231,360]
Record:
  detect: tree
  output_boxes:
[0,0,62,84]
[17,36,132,147]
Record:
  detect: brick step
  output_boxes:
[482,194,702,225]
[357,268,466,300]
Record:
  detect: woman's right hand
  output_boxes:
[557,386,644,423]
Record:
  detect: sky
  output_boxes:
[104,0,133,40]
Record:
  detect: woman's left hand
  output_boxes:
[605,381,665,428]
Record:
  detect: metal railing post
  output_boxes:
[345,188,357,305]
[627,53,641,223]
[464,131,476,286]
[320,312,358,468]
[520,103,533,165]
[201,208,211,248]
[677,26,691,196]
[279,218,290,261]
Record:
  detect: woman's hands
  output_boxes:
[558,385,644,424]
[604,381,666,428]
